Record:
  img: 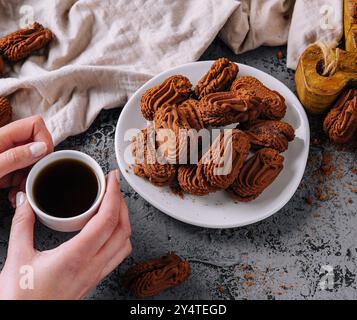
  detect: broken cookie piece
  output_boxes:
[231,76,287,120]
[323,89,357,144]
[195,58,238,99]
[228,148,284,202]
[140,75,192,120]
[122,253,191,298]
[0,22,53,62]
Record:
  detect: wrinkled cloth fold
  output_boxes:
[0,0,344,144]
[0,0,238,144]
[219,0,343,69]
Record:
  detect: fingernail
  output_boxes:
[16,192,26,208]
[114,169,120,184]
[29,142,47,158]
[111,170,120,183]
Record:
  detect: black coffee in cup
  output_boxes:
[33,159,99,218]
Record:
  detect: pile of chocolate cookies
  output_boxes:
[133,58,295,202]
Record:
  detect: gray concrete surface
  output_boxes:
[1,39,356,300]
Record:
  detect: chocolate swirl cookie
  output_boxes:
[132,129,176,186]
[123,254,191,298]
[198,90,262,126]
[228,148,284,202]
[178,165,216,196]
[239,120,295,153]
[178,129,250,194]
[202,130,251,189]
[323,89,357,144]
[195,58,239,99]
[231,76,286,120]
[0,96,12,128]
[154,99,204,163]
[140,75,192,120]
[0,22,53,62]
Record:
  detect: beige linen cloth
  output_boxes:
[0,0,344,145]
[0,0,239,145]
[220,0,343,69]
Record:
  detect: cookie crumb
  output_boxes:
[306,196,314,205]
[218,286,225,294]
[243,281,254,287]
[277,49,285,60]
[244,273,253,280]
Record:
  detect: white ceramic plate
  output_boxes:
[115,61,310,229]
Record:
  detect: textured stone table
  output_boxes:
[1,39,356,300]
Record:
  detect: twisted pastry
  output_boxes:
[123,253,191,299]
[0,22,53,62]
[0,96,12,128]
[198,89,262,126]
[195,58,239,99]
[140,75,192,120]
[323,89,357,144]
[132,129,176,186]
[178,129,250,194]
[154,99,204,163]
[239,120,295,153]
[231,76,286,120]
[229,148,284,202]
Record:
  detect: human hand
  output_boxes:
[0,170,132,300]
[0,116,54,206]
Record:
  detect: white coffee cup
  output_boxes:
[26,150,106,233]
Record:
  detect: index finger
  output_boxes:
[0,116,54,153]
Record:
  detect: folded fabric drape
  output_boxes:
[219,0,343,70]
[0,0,238,144]
[0,0,344,144]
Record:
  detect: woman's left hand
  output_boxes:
[0,116,54,206]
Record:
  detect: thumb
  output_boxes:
[8,192,36,257]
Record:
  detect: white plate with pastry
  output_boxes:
[115,60,310,228]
